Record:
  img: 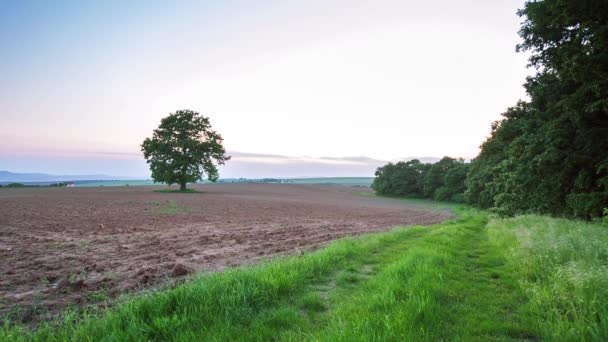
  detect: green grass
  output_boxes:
[150,200,193,215]
[488,215,608,340]
[2,208,607,340]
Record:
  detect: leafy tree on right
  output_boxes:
[466,0,608,218]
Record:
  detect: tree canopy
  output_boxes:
[141,110,230,191]
[466,0,608,218]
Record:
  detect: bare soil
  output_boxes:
[0,184,452,321]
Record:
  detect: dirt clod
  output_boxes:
[171,264,193,277]
[71,279,87,290]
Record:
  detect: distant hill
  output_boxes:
[0,171,130,183]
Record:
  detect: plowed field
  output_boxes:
[0,184,452,320]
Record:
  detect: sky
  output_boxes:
[0,0,530,178]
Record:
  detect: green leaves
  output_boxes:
[372,158,469,202]
[465,0,608,219]
[141,110,230,189]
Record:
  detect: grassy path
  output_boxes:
[302,211,537,341]
[434,216,534,340]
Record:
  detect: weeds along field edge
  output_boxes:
[488,215,608,341]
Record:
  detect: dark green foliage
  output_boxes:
[424,157,470,202]
[372,157,469,202]
[465,0,608,218]
[141,110,230,191]
[372,160,427,198]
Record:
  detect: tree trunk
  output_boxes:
[180,182,187,191]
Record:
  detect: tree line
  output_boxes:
[372,158,469,203]
[373,0,607,219]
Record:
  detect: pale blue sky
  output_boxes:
[0,0,529,177]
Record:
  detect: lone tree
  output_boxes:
[141,110,230,191]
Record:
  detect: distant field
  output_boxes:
[74,179,158,187]
[0,177,374,188]
[72,177,374,187]
[286,177,373,186]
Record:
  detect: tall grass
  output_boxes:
[488,215,608,340]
